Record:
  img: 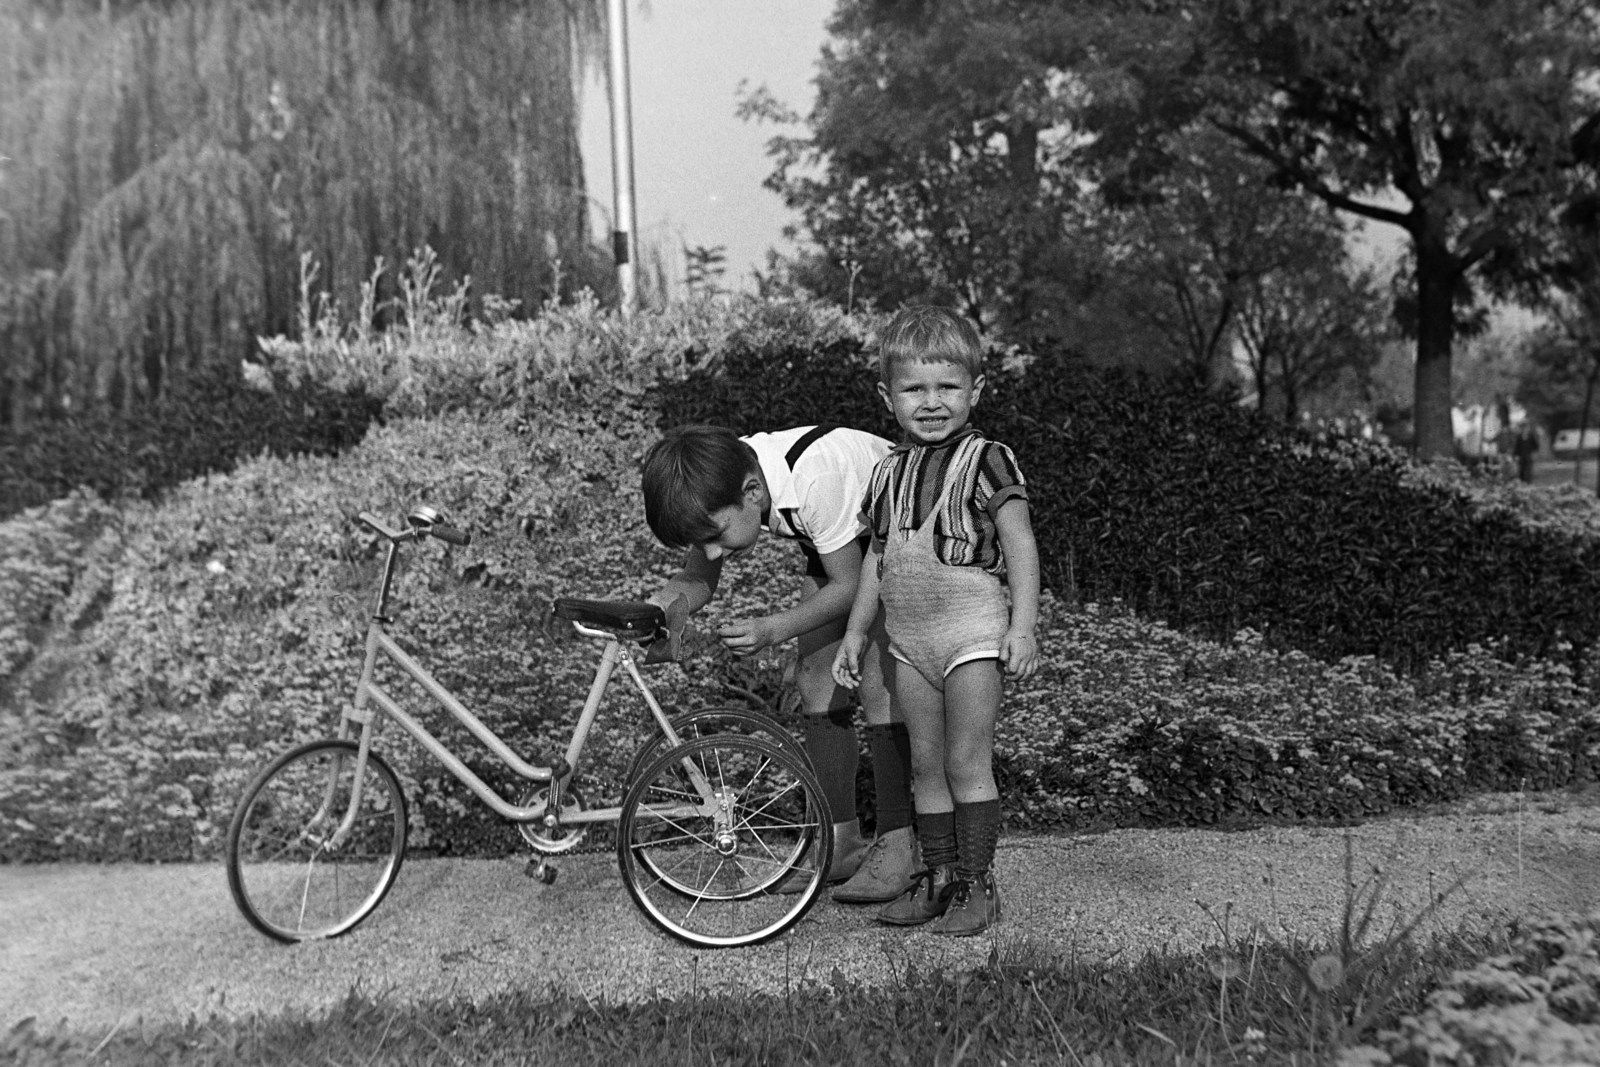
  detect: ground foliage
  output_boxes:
[0,918,1555,1067]
[1350,910,1600,1065]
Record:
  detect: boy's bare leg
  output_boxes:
[940,660,1001,804]
[894,661,953,814]
[875,660,960,922]
[929,660,1004,935]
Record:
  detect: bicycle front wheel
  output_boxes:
[618,734,831,949]
[226,739,408,943]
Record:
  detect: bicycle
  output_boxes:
[225,506,834,949]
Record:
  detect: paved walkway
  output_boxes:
[6,795,1600,1032]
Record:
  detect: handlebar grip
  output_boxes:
[431,523,471,546]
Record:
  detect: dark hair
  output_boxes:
[878,305,984,381]
[640,425,759,549]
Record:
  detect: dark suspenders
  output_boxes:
[776,425,840,542]
[784,424,839,470]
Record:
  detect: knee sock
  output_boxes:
[914,809,957,870]
[802,708,858,825]
[865,723,913,834]
[954,799,1002,881]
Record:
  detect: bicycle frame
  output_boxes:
[323,531,698,846]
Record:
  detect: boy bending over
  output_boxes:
[641,423,920,902]
[833,306,1041,936]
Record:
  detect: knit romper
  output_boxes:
[878,435,1011,691]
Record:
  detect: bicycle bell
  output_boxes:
[406,505,443,529]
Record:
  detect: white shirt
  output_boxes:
[742,426,892,556]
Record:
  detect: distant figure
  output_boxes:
[1513,424,1540,483]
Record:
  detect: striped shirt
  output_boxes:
[863,427,1028,575]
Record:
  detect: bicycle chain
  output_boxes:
[526,824,616,858]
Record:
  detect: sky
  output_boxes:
[576,0,1414,296]
[577,0,834,293]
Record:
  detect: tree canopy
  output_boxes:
[758,0,1600,455]
[1144,0,1600,455]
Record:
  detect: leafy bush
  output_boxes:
[1347,910,1600,1065]
[0,365,382,519]
[258,281,869,420]
[0,491,118,693]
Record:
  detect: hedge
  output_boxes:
[0,365,383,520]
[650,332,1600,673]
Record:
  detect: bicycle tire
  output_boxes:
[226,738,408,943]
[623,705,810,789]
[617,733,831,949]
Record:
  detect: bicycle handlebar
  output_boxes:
[357,510,472,547]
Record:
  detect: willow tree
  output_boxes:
[58,142,274,414]
[0,0,599,424]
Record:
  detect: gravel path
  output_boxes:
[6,793,1600,1032]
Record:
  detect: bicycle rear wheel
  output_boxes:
[618,734,831,948]
[226,738,408,943]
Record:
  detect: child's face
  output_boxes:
[697,473,767,561]
[878,359,984,446]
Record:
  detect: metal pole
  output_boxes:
[606,0,638,315]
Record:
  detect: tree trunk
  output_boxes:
[1412,241,1460,459]
[1576,358,1597,492]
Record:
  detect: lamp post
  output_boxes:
[606,0,638,315]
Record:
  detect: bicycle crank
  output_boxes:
[517,785,588,854]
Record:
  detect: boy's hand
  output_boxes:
[1000,629,1038,680]
[643,594,690,664]
[717,617,778,657]
[831,632,868,689]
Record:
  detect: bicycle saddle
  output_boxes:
[551,598,665,638]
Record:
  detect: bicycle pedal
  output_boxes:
[525,858,558,884]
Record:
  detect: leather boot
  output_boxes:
[927,871,1002,936]
[831,826,920,904]
[876,864,957,926]
[773,817,869,894]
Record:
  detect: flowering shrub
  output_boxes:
[1343,911,1600,1065]
[997,598,1600,829]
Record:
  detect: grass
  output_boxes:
[8,922,1505,1067]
